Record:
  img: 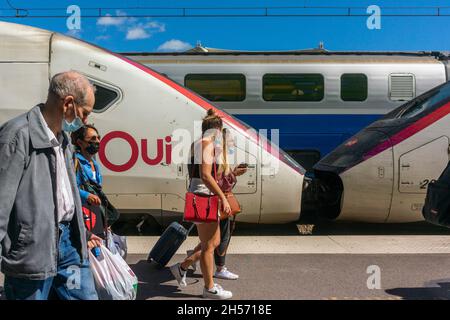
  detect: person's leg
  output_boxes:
[52,222,98,300]
[171,242,202,288]
[181,242,201,270]
[197,222,220,290]
[214,218,230,269]
[3,276,53,300]
[213,218,239,280]
[214,217,239,280]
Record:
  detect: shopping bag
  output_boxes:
[106,230,128,260]
[89,245,138,300]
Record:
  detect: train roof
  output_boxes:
[123,45,450,63]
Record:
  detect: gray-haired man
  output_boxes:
[0,71,102,300]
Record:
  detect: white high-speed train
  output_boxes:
[312,80,450,223]
[4,22,449,225]
[126,47,449,171]
[0,22,305,225]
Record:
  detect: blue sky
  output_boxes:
[1,0,450,53]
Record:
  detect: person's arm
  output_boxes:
[75,163,90,205]
[79,190,90,205]
[87,232,103,249]
[0,139,25,251]
[200,139,231,214]
[233,166,248,177]
[95,159,103,186]
[75,159,101,206]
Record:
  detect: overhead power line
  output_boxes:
[1,5,450,18]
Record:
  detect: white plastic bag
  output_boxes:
[89,245,138,300]
[106,230,128,260]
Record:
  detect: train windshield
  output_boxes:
[316,130,390,171]
[278,148,305,173]
[383,81,450,121]
[316,81,450,174]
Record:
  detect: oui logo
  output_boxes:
[98,131,172,172]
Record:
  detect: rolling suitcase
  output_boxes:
[148,222,195,267]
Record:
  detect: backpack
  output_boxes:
[422,161,450,227]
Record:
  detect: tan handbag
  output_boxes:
[220,192,241,220]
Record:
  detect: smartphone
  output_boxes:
[238,163,248,168]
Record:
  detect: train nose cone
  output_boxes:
[306,129,393,221]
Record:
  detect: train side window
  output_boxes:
[92,82,120,112]
[184,74,246,102]
[263,74,324,102]
[341,74,368,101]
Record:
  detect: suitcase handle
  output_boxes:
[187,223,195,234]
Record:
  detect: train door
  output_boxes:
[231,149,258,195]
[388,136,450,222]
[398,136,449,193]
[232,148,260,223]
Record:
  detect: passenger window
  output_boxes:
[341,74,368,101]
[92,83,120,112]
[184,74,246,102]
[263,74,324,102]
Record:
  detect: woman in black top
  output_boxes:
[170,109,233,299]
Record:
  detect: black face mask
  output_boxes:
[86,142,100,155]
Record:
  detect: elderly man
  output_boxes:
[0,71,102,300]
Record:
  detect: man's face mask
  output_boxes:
[62,100,84,132]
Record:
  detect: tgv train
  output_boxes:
[126,47,450,170]
[313,80,450,223]
[0,22,305,225]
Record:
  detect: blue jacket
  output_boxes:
[75,152,103,205]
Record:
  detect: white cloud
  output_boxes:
[97,10,131,27]
[157,39,193,52]
[126,27,151,40]
[145,21,166,32]
[96,10,165,41]
[97,14,127,26]
[125,21,166,40]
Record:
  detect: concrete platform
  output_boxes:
[128,253,450,300]
[125,235,450,255]
[2,235,450,300]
